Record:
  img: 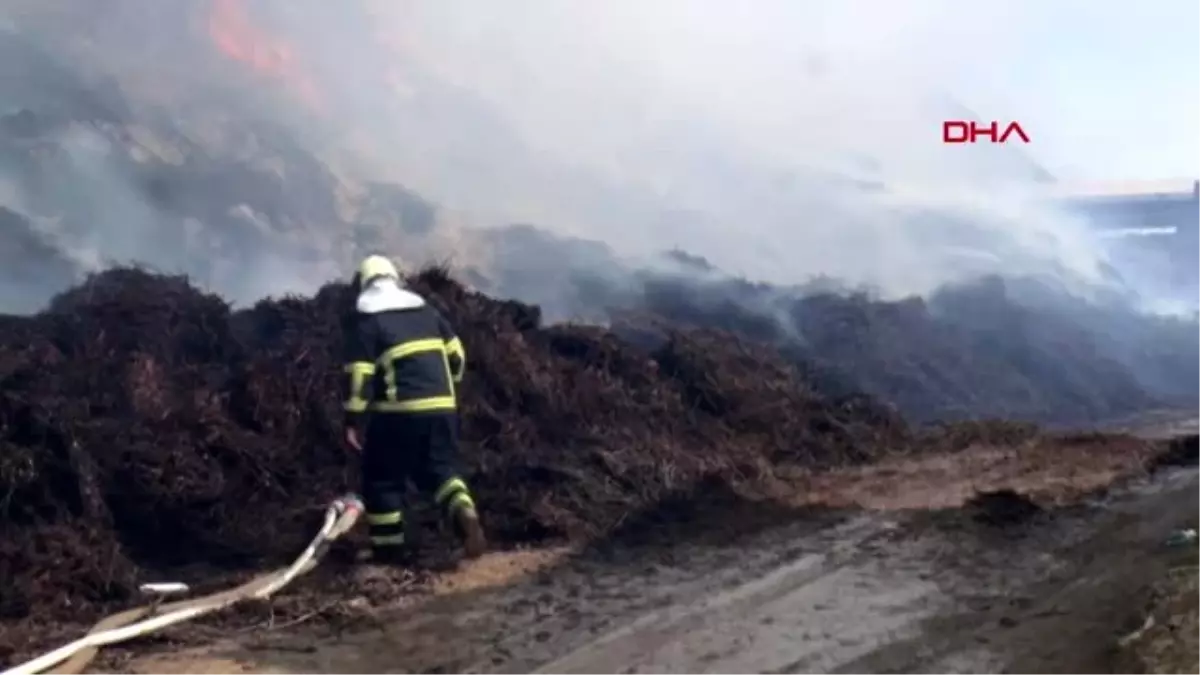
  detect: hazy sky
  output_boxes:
[376,0,1197,190]
[954,0,1198,182]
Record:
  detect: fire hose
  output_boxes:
[2,494,364,675]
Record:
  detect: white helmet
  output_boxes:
[355,254,400,286]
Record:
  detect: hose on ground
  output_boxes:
[3,494,364,675]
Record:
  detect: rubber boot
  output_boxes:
[356,544,416,567]
[453,506,487,559]
[381,548,419,567]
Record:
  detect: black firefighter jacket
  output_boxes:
[341,279,465,430]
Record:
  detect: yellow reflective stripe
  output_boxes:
[370,533,406,545]
[435,477,468,504]
[367,511,403,526]
[372,396,456,413]
[379,338,446,362]
[442,351,459,395]
[448,492,475,513]
[379,339,447,401]
[344,362,377,376]
[343,361,376,412]
[445,337,466,385]
[444,337,466,384]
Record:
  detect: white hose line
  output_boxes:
[4,497,362,675]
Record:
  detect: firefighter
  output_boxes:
[341,254,486,562]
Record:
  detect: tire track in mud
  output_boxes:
[531,517,941,675]
[125,428,1198,674]
[529,469,1198,674]
[841,467,1199,674]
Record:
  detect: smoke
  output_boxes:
[14,1,1134,294]
[254,0,1121,295]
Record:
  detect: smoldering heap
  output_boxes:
[1,19,1194,434]
[0,265,917,627]
[636,273,1200,426]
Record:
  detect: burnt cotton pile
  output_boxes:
[0,266,922,624]
[0,15,1194,428]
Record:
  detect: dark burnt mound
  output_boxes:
[0,265,913,625]
[966,489,1045,528]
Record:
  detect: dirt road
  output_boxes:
[123,431,1198,674]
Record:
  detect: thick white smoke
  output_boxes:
[0,0,1194,419]
[250,0,1140,296]
[1,0,1194,305]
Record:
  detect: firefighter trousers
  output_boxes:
[360,411,477,556]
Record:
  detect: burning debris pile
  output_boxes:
[637,274,1198,425]
[0,266,919,627]
[0,21,455,313]
[1,6,1195,430]
[0,5,1195,668]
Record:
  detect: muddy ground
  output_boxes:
[98,422,1198,675]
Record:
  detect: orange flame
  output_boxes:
[207,0,323,111]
